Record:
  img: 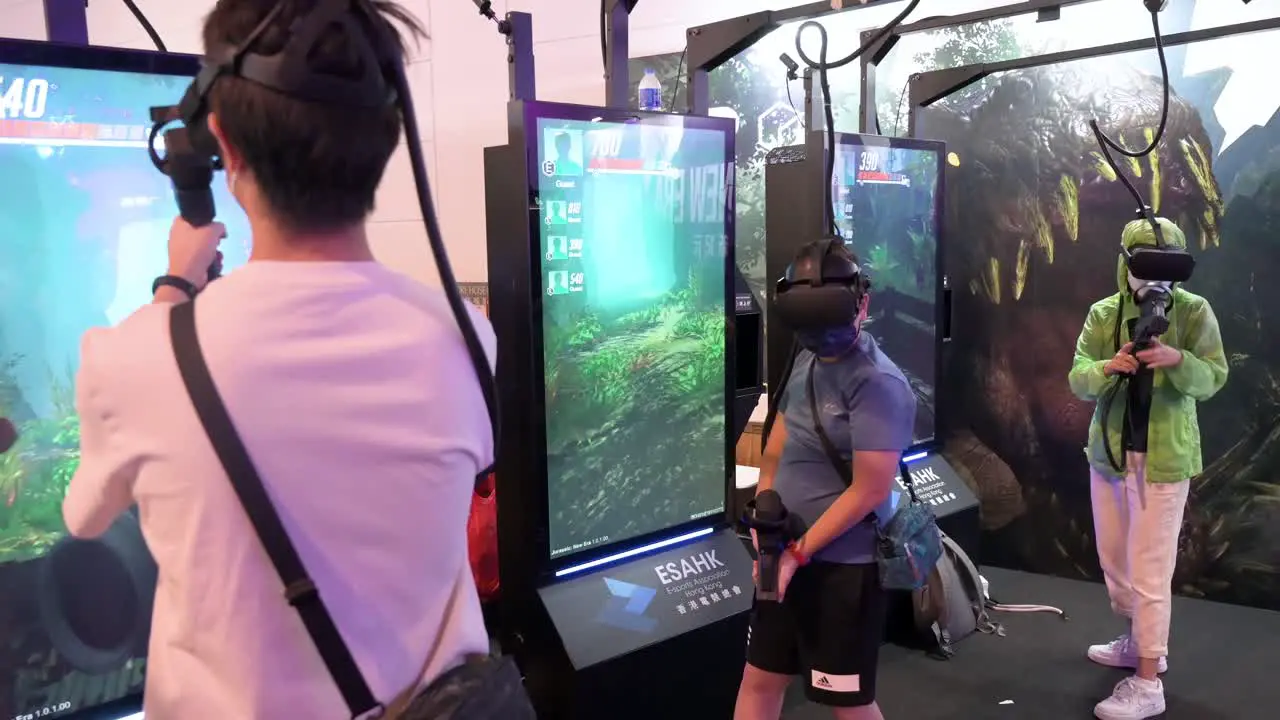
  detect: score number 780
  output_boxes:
[0,76,52,120]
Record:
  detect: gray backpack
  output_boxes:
[912,532,1000,658]
[911,532,1065,659]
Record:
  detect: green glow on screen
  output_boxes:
[535,116,730,559]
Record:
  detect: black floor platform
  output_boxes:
[782,567,1280,720]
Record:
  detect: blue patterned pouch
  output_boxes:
[874,491,944,591]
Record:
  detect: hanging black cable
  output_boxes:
[599,0,609,72]
[122,0,168,52]
[792,0,922,237]
[668,46,687,112]
[1090,4,1175,474]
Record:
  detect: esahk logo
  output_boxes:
[596,577,659,634]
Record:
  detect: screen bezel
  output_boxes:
[520,100,737,575]
[830,132,946,452]
[0,37,199,720]
[0,37,199,78]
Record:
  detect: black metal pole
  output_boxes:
[802,68,815,134]
[803,68,829,236]
[858,28,878,133]
[687,66,710,117]
[504,12,536,102]
[604,0,633,108]
[43,0,89,45]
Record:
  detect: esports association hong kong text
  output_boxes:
[654,550,727,585]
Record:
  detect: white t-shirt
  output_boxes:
[63,261,494,720]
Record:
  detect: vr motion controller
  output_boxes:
[742,490,808,602]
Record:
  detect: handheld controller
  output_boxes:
[148,106,223,283]
[742,490,808,602]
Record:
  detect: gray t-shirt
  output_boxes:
[773,333,917,564]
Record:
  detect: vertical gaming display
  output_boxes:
[531,107,734,561]
[0,44,248,719]
[831,135,943,446]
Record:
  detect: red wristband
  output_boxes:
[786,542,810,567]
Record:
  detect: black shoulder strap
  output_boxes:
[169,300,381,719]
[805,359,919,505]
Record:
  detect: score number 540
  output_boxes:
[0,77,52,120]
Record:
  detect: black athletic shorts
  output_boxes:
[745,561,886,707]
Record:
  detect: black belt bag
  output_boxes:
[169,300,534,719]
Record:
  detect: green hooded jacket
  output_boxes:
[1068,218,1228,482]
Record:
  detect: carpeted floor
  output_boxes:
[782,567,1280,720]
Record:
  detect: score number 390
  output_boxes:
[0,77,51,120]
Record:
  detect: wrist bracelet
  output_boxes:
[786,542,810,567]
[153,274,198,300]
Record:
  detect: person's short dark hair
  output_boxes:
[202,0,426,233]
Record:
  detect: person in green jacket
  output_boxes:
[1068,217,1228,720]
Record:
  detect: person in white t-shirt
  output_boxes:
[61,2,494,718]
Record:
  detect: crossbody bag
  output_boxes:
[168,300,534,719]
[805,358,942,591]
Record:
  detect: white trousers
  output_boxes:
[1089,452,1189,659]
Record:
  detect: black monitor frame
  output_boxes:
[0,37,197,79]
[486,100,739,591]
[0,35,200,720]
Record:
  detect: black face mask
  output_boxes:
[797,325,859,358]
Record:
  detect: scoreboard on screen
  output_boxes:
[0,71,153,147]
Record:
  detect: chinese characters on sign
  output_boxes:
[673,586,743,615]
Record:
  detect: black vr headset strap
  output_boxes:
[169,301,381,719]
[236,0,394,107]
[1141,207,1167,250]
[806,360,920,509]
[762,339,800,447]
[809,238,833,288]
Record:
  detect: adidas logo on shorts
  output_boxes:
[811,670,860,693]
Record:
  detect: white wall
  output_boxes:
[1,0,49,40]
[5,0,898,284]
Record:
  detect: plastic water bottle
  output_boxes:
[638,68,663,112]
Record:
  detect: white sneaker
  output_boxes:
[1087,635,1169,674]
[1094,676,1166,720]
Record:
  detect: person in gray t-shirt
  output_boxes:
[737,240,915,720]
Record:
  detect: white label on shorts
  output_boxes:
[811,670,860,693]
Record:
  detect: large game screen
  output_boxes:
[531,108,734,561]
[832,135,942,446]
[0,51,249,718]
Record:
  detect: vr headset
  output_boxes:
[1124,207,1196,284]
[772,237,870,332]
[148,0,398,228]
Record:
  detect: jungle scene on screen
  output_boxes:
[0,63,248,718]
[536,119,730,559]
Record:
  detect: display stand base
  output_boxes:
[521,528,753,719]
[903,453,980,563]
